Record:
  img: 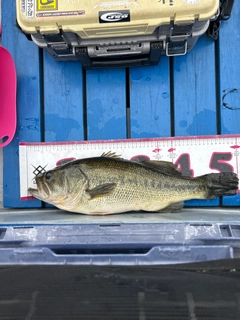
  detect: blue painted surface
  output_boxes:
[219,2,240,206]
[43,54,84,209]
[2,1,240,209]
[86,69,127,140]
[173,35,219,207]
[43,54,84,142]
[2,1,41,207]
[173,35,217,137]
[130,56,171,138]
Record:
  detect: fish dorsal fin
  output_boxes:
[140,160,182,176]
[101,151,122,159]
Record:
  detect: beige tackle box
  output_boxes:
[16,0,219,68]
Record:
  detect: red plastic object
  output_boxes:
[0,46,17,147]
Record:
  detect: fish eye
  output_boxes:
[45,172,52,180]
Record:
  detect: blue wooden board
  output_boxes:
[2,1,41,208]
[218,2,240,206]
[129,56,171,139]
[173,35,219,207]
[86,69,127,140]
[2,0,240,210]
[173,35,217,137]
[43,54,85,208]
[43,54,84,143]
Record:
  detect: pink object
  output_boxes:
[0,46,17,147]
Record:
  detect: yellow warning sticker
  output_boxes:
[37,0,58,11]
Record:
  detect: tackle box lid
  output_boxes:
[17,0,219,38]
[0,207,240,266]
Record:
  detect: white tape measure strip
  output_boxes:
[19,134,240,199]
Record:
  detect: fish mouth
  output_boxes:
[28,177,51,201]
[28,187,39,198]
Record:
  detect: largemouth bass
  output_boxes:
[28,152,239,215]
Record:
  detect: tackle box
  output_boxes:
[16,0,220,68]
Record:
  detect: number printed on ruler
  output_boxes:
[173,151,235,177]
[25,139,240,178]
[148,141,239,177]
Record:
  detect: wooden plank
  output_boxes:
[43,54,84,142]
[129,56,171,138]
[43,55,84,209]
[86,69,127,140]
[2,1,41,208]
[173,35,217,137]
[173,35,219,206]
[219,3,240,206]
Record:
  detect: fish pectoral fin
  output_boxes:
[140,160,182,176]
[101,151,122,159]
[155,201,184,213]
[87,183,117,199]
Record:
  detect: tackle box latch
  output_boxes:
[39,30,75,58]
[166,23,193,56]
[207,0,235,40]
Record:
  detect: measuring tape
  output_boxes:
[19,134,240,199]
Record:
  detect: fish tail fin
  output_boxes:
[204,172,239,199]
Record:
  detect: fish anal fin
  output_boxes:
[87,183,117,199]
[90,211,114,215]
[156,201,184,213]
